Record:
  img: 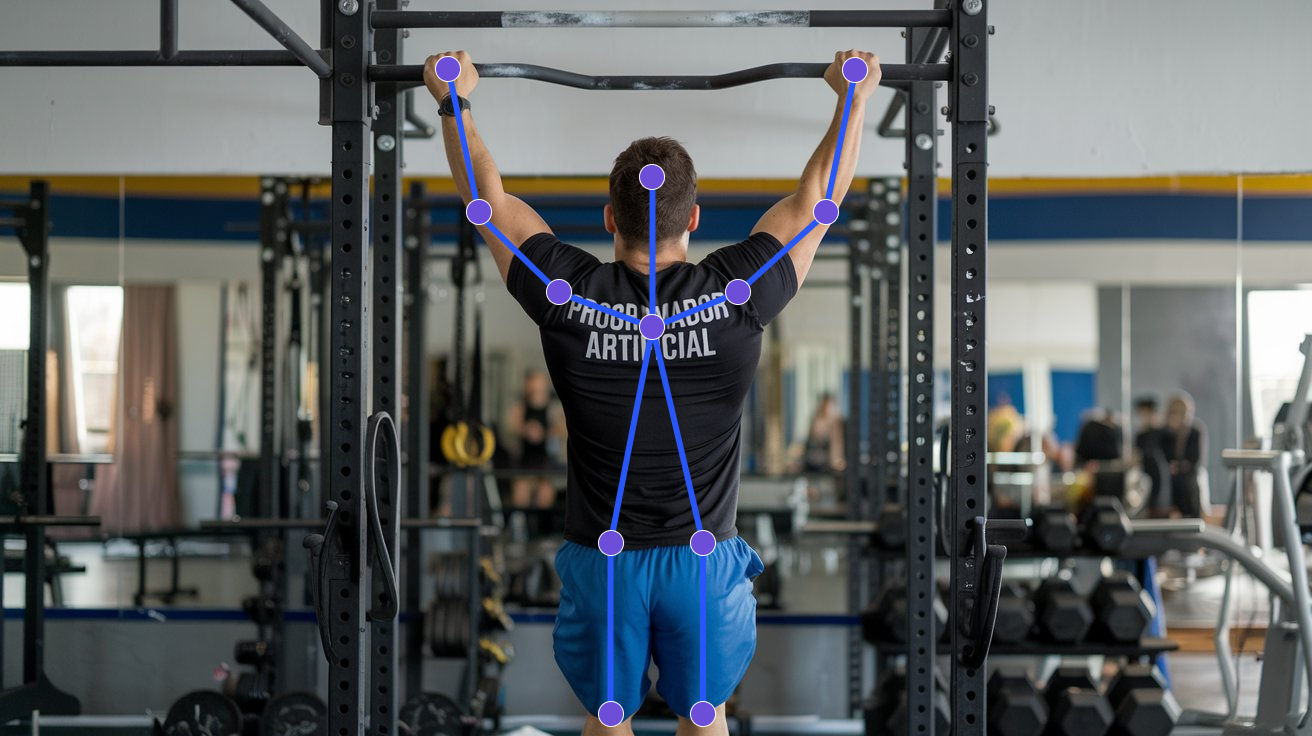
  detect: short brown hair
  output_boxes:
[608,137,697,245]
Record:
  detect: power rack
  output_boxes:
[0,3,991,733]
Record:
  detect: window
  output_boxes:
[66,286,123,454]
[1247,289,1312,438]
[0,283,29,350]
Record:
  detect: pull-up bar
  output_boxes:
[370,9,951,29]
[371,62,948,90]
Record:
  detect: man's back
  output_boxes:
[507,231,796,549]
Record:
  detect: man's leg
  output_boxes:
[555,542,654,728]
[675,704,729,736]
[650,538,764,728]
[584,715,635,736]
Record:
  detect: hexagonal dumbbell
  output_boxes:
[1044,665,1114,736]
[863,668,950,736]
[860,580,948,644]
[1091,572,1156,643]
[1035,578,1093,643]
[1082,497,1131,553]
[987,669,1047,736]
[993,581,1036,644]
[1105,664,1181,736]
[1033,506,1079,554]
[872,503,908,550]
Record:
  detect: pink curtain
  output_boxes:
[92,285,179,533]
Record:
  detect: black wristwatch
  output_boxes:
[438,94,471,117]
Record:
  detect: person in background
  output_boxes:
[1132,395,1172,516]
[1073,407,1122,467]
[987,392,1025,453]
[794,393,846,473]
[506,369,566,508]
[1162,392,1206,518]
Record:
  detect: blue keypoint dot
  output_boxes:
[546,279,572,305]
[465,198,491,226]
[598,529,625,557]
[842,57,868,84]
[813,199,839,226]
[639,164,665,190]
[690,530,716,557]
[435,56,461,83]
[725,279,750,306]
[598,701,625,727]
[640,314,665,340]
[690,701,716,727]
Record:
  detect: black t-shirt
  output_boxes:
[507,232,797,548]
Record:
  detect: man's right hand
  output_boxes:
[423,50,479,101]
[824,50,881,103]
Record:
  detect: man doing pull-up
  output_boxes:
[424,49,881,735]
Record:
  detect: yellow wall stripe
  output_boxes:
[3,174,1312,198]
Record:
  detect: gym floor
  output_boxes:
[2,535,1280,720]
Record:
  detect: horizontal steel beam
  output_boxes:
[0,49,307,67]
[371,62,947,89]
[371,9,950,29]
[0,515,100,528]
[229,0,332,78]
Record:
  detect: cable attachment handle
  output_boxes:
[363,411,401,622]
[304,499,341,664]
[959,515,1026,668]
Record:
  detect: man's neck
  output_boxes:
[616,241,686,274]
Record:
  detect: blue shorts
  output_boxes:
[553,536,764,720]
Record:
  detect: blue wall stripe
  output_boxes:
[3,189,1311,244]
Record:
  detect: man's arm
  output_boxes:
[424,51,551,284]
[753,50,881,287]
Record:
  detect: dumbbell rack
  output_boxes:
[856,516,1181,736]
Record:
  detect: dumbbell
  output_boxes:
[1034,579,1094,643]
[1033,506,1079,553]
[1105,664,1181,736]
[862,668,950,736]
[993,582,1036,644]
[1044,665,1114,736]
[860,580,948,644]
[481,597,514,632]
[1082,497,1131,553]
[987,670,1047,736]
[1091,572,1156,643]
[872,503,907,549]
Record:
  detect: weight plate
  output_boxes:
[164,690,243,736]
[261,691,327,736]
[399,692,466,736]
[461,599,471,653]
[444,598,459,656]
[427,599,441,657]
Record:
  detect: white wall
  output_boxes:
[2,0,1310,177]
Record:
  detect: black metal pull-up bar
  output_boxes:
[370,9,951,29]
[370,62,948,90]
[0,49,307,68]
